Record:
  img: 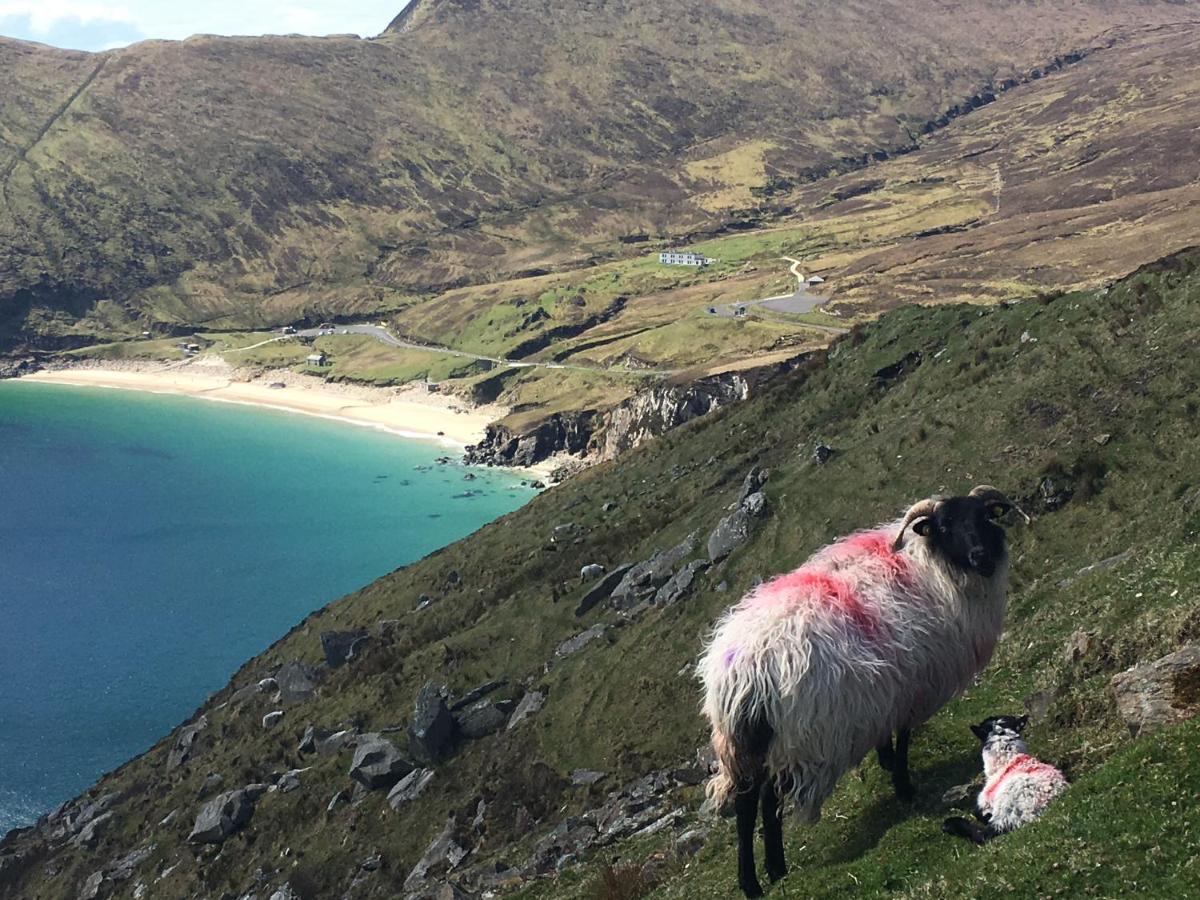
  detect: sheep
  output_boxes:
[580,563,606,581]
[697,485,1028,897]
[943,714,1067,844]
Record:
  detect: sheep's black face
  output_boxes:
[969,714,1029,743]
[913,496,1008,577]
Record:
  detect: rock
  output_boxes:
[812,443,835,465]
[708,491,770,561]
[1057,549,1134,588]
[416,594,435,611]
[574,563,634,617]
[349,735,413,790]
[275,770,302,793]
[198,773,224,797]
[431,884,472,900]
[941,783,974,809]
[1094,433,1112,446]
[361,853,383,871]
[73,812,114,849]
[506,691,546,730]
[670,766,707,786]
[262,710,284,729]
[450,680,507,711]
[579,564,606,581]
[409,682,458,764]
[327,789,350,813]
[80,871,106,900]
[1111,644,1200,736]
[268,886,299,900]
[739,467,769,503]
[570,769,606,786]
[187,788,258,844]
[1023,686,1058,723]
[674,827,708,858]
[106,845,154,881]
[1038,475,1074,512]
[275,662,320,706]
[1063,630,1098,666]
[456,700,511,739]
[298,725,329,754]
[655,559,709,606]
[387,769,436,810]
[554,625,607,658]
[403,816,474,890]
[320,630,370,668]
[167,717,207,769]
[610,533,698,609]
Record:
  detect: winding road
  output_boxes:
[710,257,848,334]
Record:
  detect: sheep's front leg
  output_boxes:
[942,816,997,844]
[736,773,766,898]
[761,777,788,883]
[889,728,915,801]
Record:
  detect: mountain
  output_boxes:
[4,248,1200,898]
[1,0,1197,349]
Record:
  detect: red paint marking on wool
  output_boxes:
[824,529,913,580]
[981,755,1061,806]
[753,568,880,636]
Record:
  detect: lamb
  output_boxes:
[943,714,1068,844]
[698,485,1028,897]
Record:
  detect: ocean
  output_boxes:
[0,382,533,834]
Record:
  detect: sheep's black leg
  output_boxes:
[736,771,766,898]
[877,734,896,772]
[890,728,915,802]
[761,776,788,883]
[942,816,997,845]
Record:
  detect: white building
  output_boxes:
[306,352,328,367]
[659,251,711,267]
[807,274,826,285]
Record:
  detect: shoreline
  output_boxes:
[16,363,562,482]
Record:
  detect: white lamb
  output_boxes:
[698,485,1027,897]
[943,714,1068,843]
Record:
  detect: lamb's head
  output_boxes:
[892,485,1029,577]
[970,714,1029,770]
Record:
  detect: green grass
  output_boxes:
[8,250,1200,899]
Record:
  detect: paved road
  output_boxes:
[709,257,848,334]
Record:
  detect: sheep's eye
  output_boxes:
[989,503,1010,519]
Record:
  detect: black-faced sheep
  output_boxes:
[698,485,1027,897]
[943,714,1067,844]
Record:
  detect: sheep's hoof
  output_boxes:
[740,879,765,899]
[766,861,788,883]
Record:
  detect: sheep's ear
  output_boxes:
[969,723,989,741]
[912,517,934,537]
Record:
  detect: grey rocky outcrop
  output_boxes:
[708,484,770,561]
[450,680,506,711]
[554,625,607,659]
[506,691,545,730]
[455,700,512,739]
[387,768,436,810]
[1111,644,1200,736]
[574,564,634,617]
[655,559,709,606]
[187,786,264,844]
[403,815,475,890]
[275,662,320,706]
[320,630,370,668]
[167,717,207,769]
[349,735,413,790]
[409,683,458,764]
[298,725,351,756]
[609,533,697,610]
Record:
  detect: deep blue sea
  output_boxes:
[0,382,533,834]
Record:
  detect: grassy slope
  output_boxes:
[5,249,1200,898]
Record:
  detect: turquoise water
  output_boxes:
[0,382,532,834]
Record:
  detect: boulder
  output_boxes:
[456,700,512,740]
[655,559,709,606]
[506,691,546,730]
[1111,644,1200,736]
[449,680,507,712]
[275,770,303,793]
[349,735,413,790]
[72,811,113,849]
[387,769,436,811]
[275,662,320,706]
[738,466,769,503]
[187,788,258,844]
[570,769,606,786]
[320,630,370,668]
[105,845,154,882]
[574,564,633,617]
[403,816,473,890]
[80,871,106,900]
[674,827,708,858]
[298,725,351,756]
[409,682,458,764]
[708,492,770,561]
[167,717,207,769]
[554,625,607,659]
[610,533,698,609]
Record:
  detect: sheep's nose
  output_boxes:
[968,547,986,567]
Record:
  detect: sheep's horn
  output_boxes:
[893,498,940,551]
[970,485,1032,524]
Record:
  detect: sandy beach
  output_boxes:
[21,361,498,449]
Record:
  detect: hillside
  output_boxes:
[2,0,1198,353]
[4,248,1200,898]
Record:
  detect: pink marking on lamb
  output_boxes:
[723,647,739,668]
[753,568,880,636]
[980,754,1064,807]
